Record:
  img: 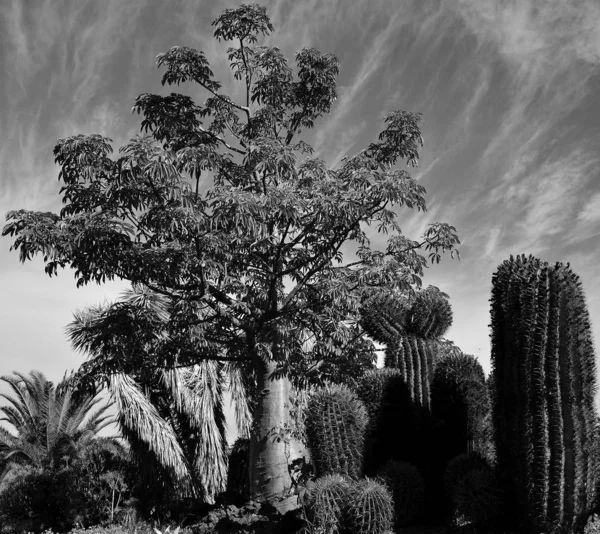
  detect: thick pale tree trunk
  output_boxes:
[249,358,292,501]
[248,355,307,511]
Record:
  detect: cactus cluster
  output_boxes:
[360,287,452,404]
[296,254,600,533]
[490,254,599,533]
[303,474,353,534]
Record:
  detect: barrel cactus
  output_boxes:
[303,474,354,534]
[354,368,414,474]
[490,254,600,533]
[378,460,425,527]
[305,384,369,479]
[431,352,493,463]
[347,477,395,534]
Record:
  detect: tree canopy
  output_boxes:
[2,3,460,502]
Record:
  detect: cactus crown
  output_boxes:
[359,291,411,344]
[360,286,453,345]
[406,285,453,339]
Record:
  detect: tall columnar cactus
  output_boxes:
[305,384,369,479]
[354,368,415,474]
[431,352,493,463]
[490,254,599,533]
[386,334,438,410]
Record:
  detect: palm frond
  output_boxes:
[0,373,39,430]
[161,364,228,502]
[224,361,252,439]
[107,372,195,496]
[0,403,27,432]
[66,303,111,357]
[120,284,171,322]
[0,426,18,449]
[184,362,228,503]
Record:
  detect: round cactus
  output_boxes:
[406,286,453,339]
[304,474,354,534]
[359,291,411,345]
[305,384,369,479]
[347,477,395,534]
[378,460,425,527]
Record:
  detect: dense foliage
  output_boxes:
[2,3,459,503]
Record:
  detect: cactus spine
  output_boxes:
[490,254,599,533]
[305,384,369,479]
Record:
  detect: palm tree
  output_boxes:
[66,284,252,503]
[0,370,116,479]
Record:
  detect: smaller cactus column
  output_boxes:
[431,352,493,463]
[354,368,414,474]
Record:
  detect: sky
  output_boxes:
[1,0,600,442]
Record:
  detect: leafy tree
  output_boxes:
[2,4,459,505]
